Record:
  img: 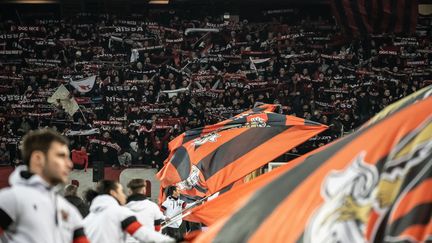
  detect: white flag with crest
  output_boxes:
[69,75,96,93]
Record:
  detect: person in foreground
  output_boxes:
[83,180,175,243]
[0,129,90,243]
[125,179,166,243]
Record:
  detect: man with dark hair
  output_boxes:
[64,184,89,217]
[83,180,173,243]
[125,179,166,243]
[0,129,90,243]
[161,186,187,239]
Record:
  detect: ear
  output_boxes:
[30,151,46,169]
[109,189,117,198]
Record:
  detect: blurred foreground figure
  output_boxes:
[83,180,174,243]
[0,129,89,243]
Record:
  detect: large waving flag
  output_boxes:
[156,105,328,196]
[331,0,418,36]
[186,86,432,226]
[194,86,432,243]
[157,104,279,204]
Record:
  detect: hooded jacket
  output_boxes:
[125,194,166,243]
[0,166,88,243]
[83,195,174,243]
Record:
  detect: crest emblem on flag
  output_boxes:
[193,132,221,147]
[69,75,96,93]
[306,120,432,243]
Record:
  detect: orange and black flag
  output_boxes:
[194,89,432,243]
[331,0,418,36]
[166,103,278,155]
[156,106,328,196]
[187,85,432,226]
[184,151,320,225]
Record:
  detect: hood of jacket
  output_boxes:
[89,195,119,213]
[9,165,54,191]
[126,194,150,212]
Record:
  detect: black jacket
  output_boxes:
[65,195,89,217]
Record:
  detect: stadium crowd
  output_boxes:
[0,8,431,168]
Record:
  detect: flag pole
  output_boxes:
[160,194,211,230]
[66,79,88,123]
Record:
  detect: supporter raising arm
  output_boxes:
[83,180,175,243]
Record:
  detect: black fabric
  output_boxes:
[388,203,432,237]
[126,193,148,203]
[65,195,89,217]
[20,170,33,179]
[170,146,192,181]
[0,208,13,230]
[121,216,138,230]
[162,225,182,240]
[350,0,368,35]
[73,227,86,239]
[213,119,375,242]
[402,0,413,33]
[198,126,289,180]
[334,0,352,36]
[154,219,162,226]
[374,0,384,33]
[387,0,398,33]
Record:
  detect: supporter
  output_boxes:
[0,9,430,169]
[0,142,11,165]
[0,129,90,243]
[126,179,165,243]
[161,186,187,239]
[64,184,90,217]
[83,180,174,243]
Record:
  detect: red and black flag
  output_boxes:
[184,151,318,225]
[156,107,328,196]
[331,0,419,36]
[194,86,432,243]
[185,86,432,227]
[166,104,278,155]
[157,104,279,205]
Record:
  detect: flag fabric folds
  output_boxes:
[69,75,96,93]
[194,87,432,243]
[186,85,432,227]
[331,0,418,36]
[47,84,79,116]
[156,104,328,196]
[166,104,278,154]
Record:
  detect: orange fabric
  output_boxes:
[194,96,432,243]
[399,225,429,242]
[158,124,327,191]
[365,210,380,241]
[247,99,432,243]
[166,104,278,153]
[389,179,432,224]
[158,186,166,206]
[184,230,204,241]
[73,236,90,243]
[203,126,326,194]
[125,221,142,235]
[422,220,432,242]
[186,148,325,225]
